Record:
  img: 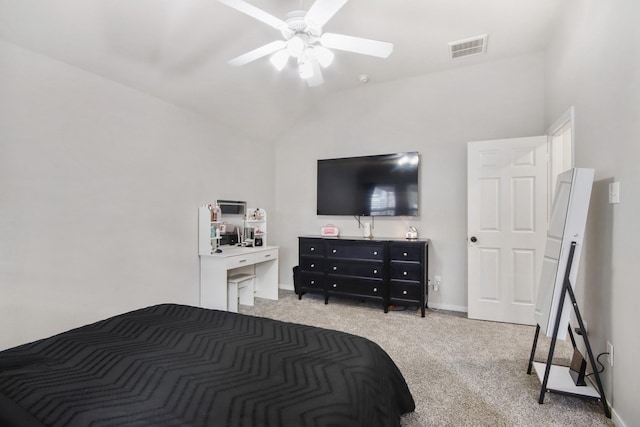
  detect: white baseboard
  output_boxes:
[279,283,294,291]
[428,302,468,313]
[611,406,625,427]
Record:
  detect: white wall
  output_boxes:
[274,53,545,311]
[545,0,639,424]
[0,40,275,350]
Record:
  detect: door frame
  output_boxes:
[547,106,575,213]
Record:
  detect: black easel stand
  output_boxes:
[527,241,611,418]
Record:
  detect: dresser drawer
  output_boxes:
[299,238,323,256]
[327,277,384,298]
[300,257,324,273]
[390,244,423,262]
[390,262,422,281]
[389,283,423,301]
[327,260,384,279]
[326,242,385,261]
[300,272,324,291]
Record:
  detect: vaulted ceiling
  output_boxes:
[0,0,563,140]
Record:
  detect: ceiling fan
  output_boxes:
[217,0,393,87]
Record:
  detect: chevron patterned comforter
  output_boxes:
[0,304,415,426]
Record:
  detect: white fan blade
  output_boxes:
[320,33,393,58]
[305,0,348,28]
[228,40,287,66]
[307,58,324,87]
[217,0,286,30]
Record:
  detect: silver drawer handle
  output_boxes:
[403,271,408,276]
[373,251,378,255]
[239,259,247,263]
[403,252,408,256]
[403,290,408,295]
[333,284,337,288]
[373,269,378,274]
[333,266,337,270]
[310,263,315,268]
[332,249,337,253]
[310,280,315,284]
[310,247,315,251]
[264,254,271,258]
[373,287,378,292]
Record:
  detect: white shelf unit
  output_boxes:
[198,206,221,255]
[531,362,601,399]
[245,208,267,246]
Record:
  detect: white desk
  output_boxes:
[199,245,279,310]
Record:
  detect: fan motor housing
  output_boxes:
[283,10,321,39]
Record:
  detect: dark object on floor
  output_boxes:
[569,348,588,386]
[293,264,301,296]
[0,304,414,427]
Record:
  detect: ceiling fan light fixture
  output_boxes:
[269,49,289,71]
[313,45,334,68]
[217,0,394,87]
[298,59,314,79]
[287,36,305,58]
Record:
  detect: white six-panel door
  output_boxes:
[467,136,548,324]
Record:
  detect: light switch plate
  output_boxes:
[609,182,620,204]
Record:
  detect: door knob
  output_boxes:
[470,236,478,243]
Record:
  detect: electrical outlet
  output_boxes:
[433,275,441,291]
[607,341,614,367]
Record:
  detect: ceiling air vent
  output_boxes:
[448,34,488,59]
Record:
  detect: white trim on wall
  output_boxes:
[547,106,575,215]
[547,106,575,147]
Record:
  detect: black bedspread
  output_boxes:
[0,304,414,426]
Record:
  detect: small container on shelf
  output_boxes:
[210,223,220,239]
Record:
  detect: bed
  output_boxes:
[0,304,415,426]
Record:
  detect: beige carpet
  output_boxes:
[239,290,613,427]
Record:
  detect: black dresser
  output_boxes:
[297,236,429,317]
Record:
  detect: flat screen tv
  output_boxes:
[317,152,419,216]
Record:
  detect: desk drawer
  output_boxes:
[226,248,278,269]
[255,248,278,263]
